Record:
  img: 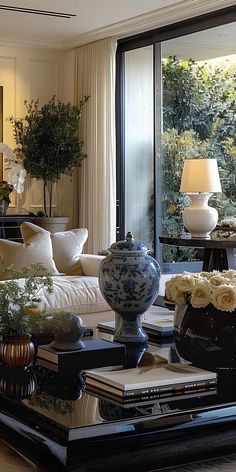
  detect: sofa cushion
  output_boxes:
[0,233,58,280]
[37,275,110,315]
[20,222,88,275]
[79,254,105,277]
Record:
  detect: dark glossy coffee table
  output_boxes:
[1,330,236,472]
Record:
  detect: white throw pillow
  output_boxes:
[0,232,59,280]
[20,222,88,275]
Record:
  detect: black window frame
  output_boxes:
[116,5,236,260]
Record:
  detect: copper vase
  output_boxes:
[1,336,35,368]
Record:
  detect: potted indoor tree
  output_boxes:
[9,95,89,231]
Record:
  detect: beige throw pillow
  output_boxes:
[79,254,105,277]
[0,232,59,280]
[20,222,88,275]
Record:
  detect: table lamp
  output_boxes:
[180,158,222,239]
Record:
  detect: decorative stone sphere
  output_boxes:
[99,232,161,343]
[50,312,85,351]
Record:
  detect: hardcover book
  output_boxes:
[87,384,217,408]
[36,339,126,372]
[36,357,62,372]
[85,363,217,398]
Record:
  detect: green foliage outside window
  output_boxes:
[161,56,236,262]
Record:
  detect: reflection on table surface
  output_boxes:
[0,334,235,431]
[161,454,236,472]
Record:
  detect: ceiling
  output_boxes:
[0,0,184,49]
[0,0,234,54]
[163,22,236,60]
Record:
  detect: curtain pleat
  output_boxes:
[74,37,117,254]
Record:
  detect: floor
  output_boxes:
[0,437,45,472]
[154,454,236,472]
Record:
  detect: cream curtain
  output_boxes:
[74,37,117,254]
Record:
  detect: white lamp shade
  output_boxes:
[180,159,222,193]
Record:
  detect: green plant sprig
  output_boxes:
[0,263,53,337]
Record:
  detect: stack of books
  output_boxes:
[97,309,174,339]
[85,363,217,407]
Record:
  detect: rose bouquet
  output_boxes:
[165,269,236,312]
[211,217,236,241]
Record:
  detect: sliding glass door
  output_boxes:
[123,46,154,251]
[116,7,236,272]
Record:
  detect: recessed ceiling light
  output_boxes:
[0,4,76,18]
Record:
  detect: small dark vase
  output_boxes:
[1,336,35,368]
[174,303,236,370]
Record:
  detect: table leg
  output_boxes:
[203,248,229,272]
[226,248,236,270]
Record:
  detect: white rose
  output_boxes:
[165,277,186,305]
[222,269,236,280]
[165,278,178,302]
[175,290,185,305]
[200,271,218,280]
[175,273,196,292]
[220,217,236,228]
[209,274,228,287]
[190,281,211,308]
[211,285,236,312]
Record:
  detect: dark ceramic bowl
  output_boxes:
[174,303,236,371]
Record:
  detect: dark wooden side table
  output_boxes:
[159,235,236,272]
[0,215,32,242]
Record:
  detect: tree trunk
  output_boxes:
[43,180,47,215]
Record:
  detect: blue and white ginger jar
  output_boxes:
[99,232,161,343]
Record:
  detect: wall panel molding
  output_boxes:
[0,47,65,218]
[29,59,58,102]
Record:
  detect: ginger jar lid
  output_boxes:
[108,232,148,255]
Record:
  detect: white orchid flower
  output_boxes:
[0,142,26,194]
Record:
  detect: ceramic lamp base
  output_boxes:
[183,193,218,239]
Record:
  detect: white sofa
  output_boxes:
[0,223,114,327]
[0,221,171,327]
[37,259,115,327]
[36,267,171,327]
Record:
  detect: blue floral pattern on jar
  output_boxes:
[99,233,161,343]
